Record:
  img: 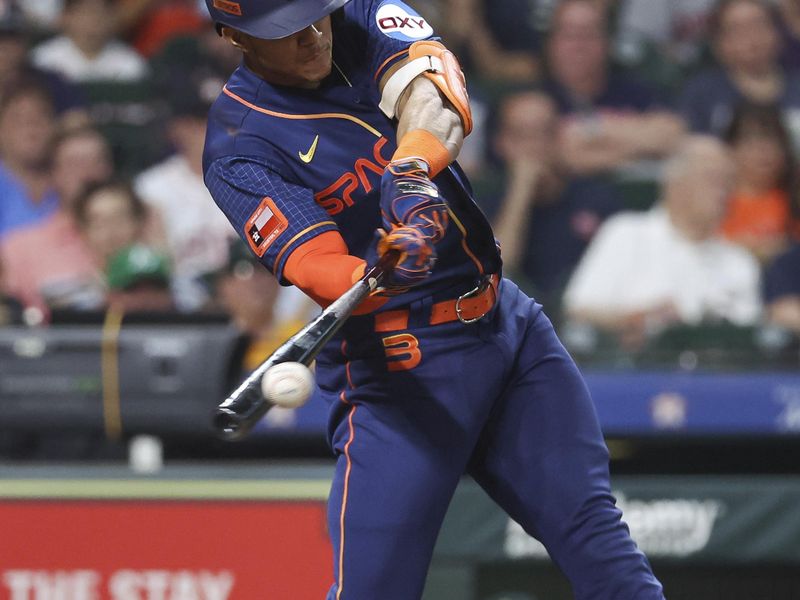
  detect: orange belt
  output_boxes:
[375,274,500,332]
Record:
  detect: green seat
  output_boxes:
[638,323,764,369]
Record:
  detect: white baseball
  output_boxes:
[261,362,314,408]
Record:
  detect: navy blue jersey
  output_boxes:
[203,0,501,309]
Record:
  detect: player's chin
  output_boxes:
[301,55,333,86]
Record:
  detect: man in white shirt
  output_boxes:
[31,0,148,82]
[134,97,234,311]
[563,136,761,343]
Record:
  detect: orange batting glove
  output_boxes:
[375,225,437,293]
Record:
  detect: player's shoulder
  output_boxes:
[341,0,435,40]
[204,68,283,168]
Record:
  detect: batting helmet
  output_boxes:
[206,0,350,40]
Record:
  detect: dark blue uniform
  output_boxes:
[204,1,664,598]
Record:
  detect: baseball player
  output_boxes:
[202,1,665,598]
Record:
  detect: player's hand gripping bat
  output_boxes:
[213,252,399,441]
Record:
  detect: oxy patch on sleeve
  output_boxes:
[375,0,434,42]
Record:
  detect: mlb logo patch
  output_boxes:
[244,197,288,257]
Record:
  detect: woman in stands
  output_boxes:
[722,102,800,262]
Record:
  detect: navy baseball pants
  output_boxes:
[316,278,664,600]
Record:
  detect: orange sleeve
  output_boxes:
[283,231,388,314]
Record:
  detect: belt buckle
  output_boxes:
[455,277,491,324]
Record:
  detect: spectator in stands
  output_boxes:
[134,92,234,311]
[31,0,148,83]
[722,103,800,262]
[104,244,173,312]
[614,0,716,84]
[764,242,800,333]
[210,240,310,373]
[52,127,115,210]
[0,83,58,239]
[563,136,762,347]
[149,24,240,110]
[486,90,621,306]
[74,180,173,312]
[773,0,800,72]
[12,0,61,31]
[0,2,87,127]
[442,0,540,83]
[0,129,112,314]
[545,0,685,175]
[116,0,205,58]
[679,0,800,143]
[0,259,24,326]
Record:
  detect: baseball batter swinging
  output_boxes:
[202,0,665,598]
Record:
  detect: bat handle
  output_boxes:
[363,250,401,289]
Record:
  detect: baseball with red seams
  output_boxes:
[261,361,314,408]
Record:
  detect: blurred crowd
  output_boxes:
[0,0,799,362]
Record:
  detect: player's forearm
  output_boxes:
[283,231,386,313]
[396,76,465,162]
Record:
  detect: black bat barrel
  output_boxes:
[214,353,281,440]
[213,252,398,441]
[213,386,272,440]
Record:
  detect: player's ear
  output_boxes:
[221,27,248,53]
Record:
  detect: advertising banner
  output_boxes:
[435,476,800,564]
[0,501,332,600]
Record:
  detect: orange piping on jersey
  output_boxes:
[447,207,485,275]
[374,49,410,82]
[336,404,357,599]
[346,359,355,390]
[338,341,350,405]
[223,86,383,138]
[274,220,337,271]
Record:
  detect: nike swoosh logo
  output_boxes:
[298,135,320,163]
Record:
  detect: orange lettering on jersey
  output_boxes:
[382,333,422,372]
[354,157,384,194]
[315,137,392,216]
[315,172,360,215]
[372,136,392,166]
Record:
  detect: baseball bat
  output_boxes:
[213,252,398,441]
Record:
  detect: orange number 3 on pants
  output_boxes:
[382,334,422,371]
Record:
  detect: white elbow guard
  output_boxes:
[379,55,445,118]
[379,41,473,135]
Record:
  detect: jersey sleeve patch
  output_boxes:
[375,0,434,41]
[244,196,288,257]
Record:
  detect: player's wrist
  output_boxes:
[387,157,431,178]
[392,129,451,178]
